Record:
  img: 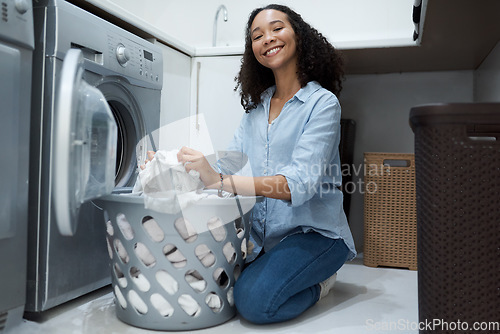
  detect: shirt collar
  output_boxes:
[295,81,322,103]
[261,81,322,104]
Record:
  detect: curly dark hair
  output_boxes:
[235,4,345,112]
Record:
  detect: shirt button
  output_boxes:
[261,219,265,223]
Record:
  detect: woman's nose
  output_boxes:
[263,33,275,44]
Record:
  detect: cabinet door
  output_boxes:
[155,42,193,151]
[192,56,245,152]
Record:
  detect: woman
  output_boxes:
[176,4,356,324]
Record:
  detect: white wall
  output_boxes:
[474,41,500,102]
[99,0,417,49]
[340,70,474,251]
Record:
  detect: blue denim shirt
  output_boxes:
[226,81,356,262]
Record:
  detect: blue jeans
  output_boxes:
[233,232,350,324]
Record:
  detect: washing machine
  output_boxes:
[26,0,163,313]
[0,0,33,330]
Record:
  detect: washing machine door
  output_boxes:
[53,49,118,236]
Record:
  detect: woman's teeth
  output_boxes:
[266,47,281,56]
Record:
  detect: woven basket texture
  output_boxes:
[363,152,417,271]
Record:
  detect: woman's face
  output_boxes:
[250,9,298,73]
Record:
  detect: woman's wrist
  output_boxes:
[203,170,223,190]
[218,173,224,197]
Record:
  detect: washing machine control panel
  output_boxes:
[106,34,162,88]
[54,1,163,90]
[0,0,34,49]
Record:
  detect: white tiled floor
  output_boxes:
[16,256,418,334]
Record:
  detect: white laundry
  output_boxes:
[178,294,200,317]
[106,220,114,236]
[114,285,127,308]
[236,228,244,239]
[128,290,148,314]
[112,215,133,264]
[206,292,222,311]
[115,239,129,263]
[150,293,174,317]
[195,244,216,267]
[207,217,226,241]
[223,242,236,263]
[133,149,208,214]
[156,270,178,295]
[120,279,164,315]
[113,214,238,270]
[116,213,134,240]
[163,244,187,268]
[134,243,156,267]
[174,217,198,243]
[185,270,206,292]
[142,218,164,242]
[113,215,245,280]
[130,270,151,292]
[226,287,234,306]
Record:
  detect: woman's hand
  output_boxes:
[177,146,220,189]
[140,150,156,170]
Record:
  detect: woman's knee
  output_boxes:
[234,275,272,324]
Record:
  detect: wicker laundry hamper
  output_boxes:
[363,152,417,270]
[95,191,261,331]
[410,103,500,333]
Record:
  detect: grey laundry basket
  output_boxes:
[95,190,261,330]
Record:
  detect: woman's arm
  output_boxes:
[177,147,291,201]
[219,174,291,200]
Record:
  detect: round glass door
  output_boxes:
[52,49,117,236]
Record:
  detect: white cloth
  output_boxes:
[174,217,197,243]
[150,293,174,317]
[133,150,207,214]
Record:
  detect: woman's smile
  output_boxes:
[264,46,283,57]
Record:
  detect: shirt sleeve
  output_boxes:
[216,114,247,175]
[276,95,341,207]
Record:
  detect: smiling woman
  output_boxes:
[184,4,356,325]
[176,4,356,325]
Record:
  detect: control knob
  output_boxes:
[116,44,130,66]
[14,0,30,14]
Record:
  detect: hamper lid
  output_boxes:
[409,103,500,132]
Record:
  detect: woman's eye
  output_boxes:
[253,35,262,41]
[274,27,283,32]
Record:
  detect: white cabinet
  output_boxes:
[153,43,244,155]
[154,41,244,155]
[191,55,245,152]
[154,41,192,150]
